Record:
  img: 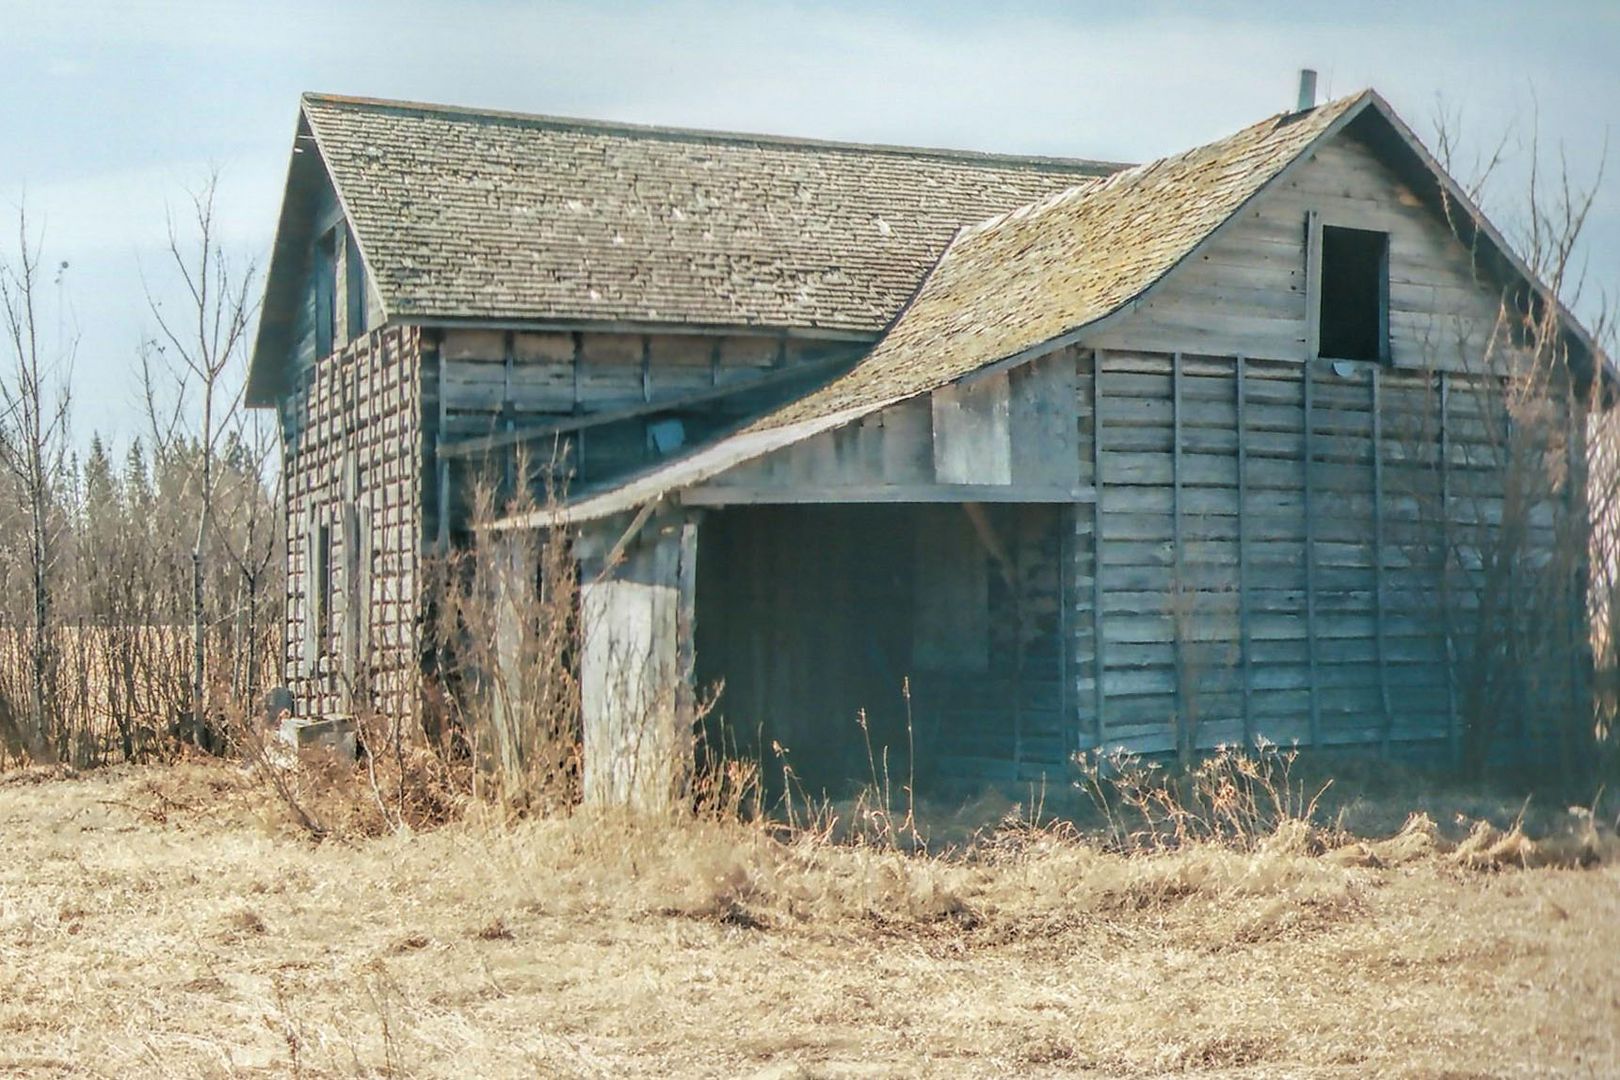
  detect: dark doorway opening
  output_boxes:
[693,503,1068,796]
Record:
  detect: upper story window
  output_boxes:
[314,227,338,357]
[344,230,367,344]
[313,225,368,359]
[1316,224,1389,363]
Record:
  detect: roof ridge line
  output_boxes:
[299,91,1130,173]
[952,91,1373,244]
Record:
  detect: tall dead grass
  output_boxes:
[7,758,1617,1078]
[1076,743,1333,853]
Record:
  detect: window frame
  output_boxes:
[313,226,339,358]
[1305,210,1392,365]
[343,228,367,343]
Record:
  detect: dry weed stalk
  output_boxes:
[425,465,582,816]
[1077,743,1332,853]
[237,455,583,837]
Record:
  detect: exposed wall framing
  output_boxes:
[283,325,425,718]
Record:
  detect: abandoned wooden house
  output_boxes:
[248,79,1605,807]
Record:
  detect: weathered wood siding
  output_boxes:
[1087,130,1510,370]
[677,327,1581,775]
[1060,124,1582,764]
[1074,347,1578,761]
[691,350,1085,502]
[282,325,426,718]
[426,328,863,540]
[288,172,385,375]
[579,514,698,810]
[684,343,1577,778]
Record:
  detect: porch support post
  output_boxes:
[579,509,700,811]
[488,527,536,780]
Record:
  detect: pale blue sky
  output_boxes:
[3,0,1616,449]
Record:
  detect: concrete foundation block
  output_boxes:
[278,715,358,761]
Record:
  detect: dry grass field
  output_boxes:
[1,761,1618,1079]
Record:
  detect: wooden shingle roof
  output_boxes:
[756,93,1368,430]
[502,94,1377,525]
[302,94,1122,332]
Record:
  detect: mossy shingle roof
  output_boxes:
[757,93,1368,429]
[513,94,1376,524]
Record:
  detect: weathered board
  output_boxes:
[579,514,697,810]
[427,327,864,537]
[692,349,1087,504]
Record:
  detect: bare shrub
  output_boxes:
[0,177,279,772]
[140,172,260,748]
[0,202,73,765]
[424,468,582,816]
[227,700,469,839]
[1369,111,1620,782]
[234,462,582,837]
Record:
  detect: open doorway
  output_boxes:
[693,503,1069,795]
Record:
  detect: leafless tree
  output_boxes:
[1414,106,1615,780]
[215,413,282,706]
[0,203,74,763]
[142,173,259,743]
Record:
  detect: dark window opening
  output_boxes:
[1318,225,1389,362]
[344,229,366,342]
[315,521,334,653]
[314,227,338,358]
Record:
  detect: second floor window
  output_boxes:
[314,226,338,357]
[1318,224,1389,362]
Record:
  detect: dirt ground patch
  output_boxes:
[1,763,1617,1078]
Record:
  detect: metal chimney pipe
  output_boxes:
[1297,69,1318,112]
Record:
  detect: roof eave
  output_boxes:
[244,107,318,408]
[245,98,395,408]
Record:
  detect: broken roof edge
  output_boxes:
[483,402,890,530]
[299,91,1131,175]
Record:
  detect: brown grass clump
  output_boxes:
[3,761,1618,1077]
[1076,743,1337,853]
